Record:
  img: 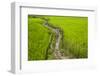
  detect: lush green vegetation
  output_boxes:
[28,16,51,60]
[28,15,88,60]
[47,16,88,58]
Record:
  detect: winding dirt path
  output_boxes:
[42,18,67,59]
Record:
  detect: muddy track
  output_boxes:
[42,18,68,59]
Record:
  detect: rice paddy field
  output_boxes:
[28,15,88,61]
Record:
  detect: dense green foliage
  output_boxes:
[28,16,51,60]
[28,15,88,60]
[47,16,88,58]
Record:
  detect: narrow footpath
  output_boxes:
[42,18,68,59]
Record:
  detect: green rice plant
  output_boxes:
[47,16,88,58]
[28,15,88,60]
[28,17,51,60]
